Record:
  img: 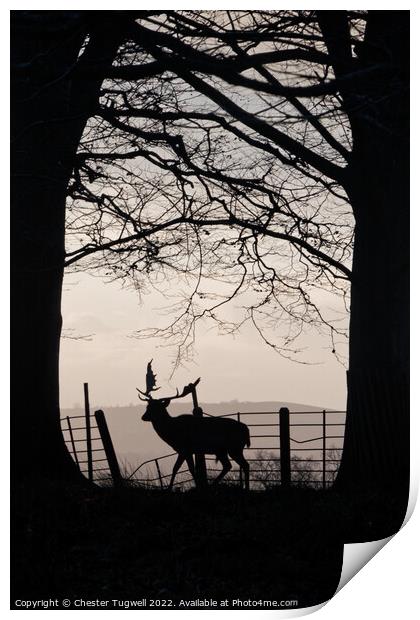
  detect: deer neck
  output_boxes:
[151,409,173,440]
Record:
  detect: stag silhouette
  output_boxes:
[138,362,250,490]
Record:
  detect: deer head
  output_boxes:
[137,361,200,420]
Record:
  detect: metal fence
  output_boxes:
[60,413,109,481]
[127,408,346,491]
[60,390,346,491]
[60,387,122,485]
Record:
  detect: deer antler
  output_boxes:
[146,360,158,394]
[161,378,201,401]
[136,359,161,401]
[137,360,200,402]
[136,388,150,402]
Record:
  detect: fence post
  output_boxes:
[237,412,243,489]
[191,385,208,488]
[94,409,122,486]
[66,416,81,471]
[84,383,93,483]
[322,409,326,489]
[279,407,291,488]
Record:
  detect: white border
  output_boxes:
[5,4,418,618]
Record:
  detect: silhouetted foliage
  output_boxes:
[252,449,340,490]
[66,11,357,364]
[12,479,405,608]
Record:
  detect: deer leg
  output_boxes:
[185,454,197,485]
[213,453,231,485]
[168,454,185,491]
[230,451,250,491]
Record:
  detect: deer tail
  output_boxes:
[245,427,251,448]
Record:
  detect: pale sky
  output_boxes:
[59,271,348,411]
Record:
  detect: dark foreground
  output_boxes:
[11,481,407,610]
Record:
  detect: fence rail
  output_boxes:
[61,398,345,490]
[60,384,121,485]
[128,408,346,491]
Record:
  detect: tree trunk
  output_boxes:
[335,12,409,517]
[11,12,123,482]
[337,166,409,498]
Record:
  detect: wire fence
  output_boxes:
[60,413,111,481]
[60,403,346,490]
[127,409,346,491]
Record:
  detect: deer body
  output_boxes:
[138,363,251,490]
[142,400,251,490]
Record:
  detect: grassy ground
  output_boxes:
[11,481,407,610]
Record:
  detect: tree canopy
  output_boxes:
[65,11,366,362]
